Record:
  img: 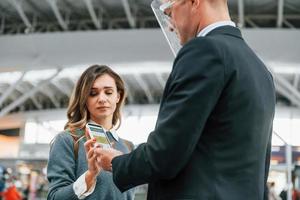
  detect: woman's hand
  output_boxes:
[84,127,102,190]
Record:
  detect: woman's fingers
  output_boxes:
[85,142,103,173]
[87,146,95,159]
[90,152,102,172]
[87,144,101,161]
[84,138,96,152]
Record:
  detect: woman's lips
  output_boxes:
[97,107,109,110]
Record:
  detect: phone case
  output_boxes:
[86,123,111,148]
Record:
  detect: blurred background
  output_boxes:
[0,0,300,199]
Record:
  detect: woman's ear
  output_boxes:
[116,92,120,103]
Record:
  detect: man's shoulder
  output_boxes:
[177,36,222,59]
[171,36,225,82]
[174,36,221,67]
[183,36,216,49]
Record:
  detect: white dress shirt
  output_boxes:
[73,172,96,199]
[197,20,236,37]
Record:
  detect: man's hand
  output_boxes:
[95,148,123,171]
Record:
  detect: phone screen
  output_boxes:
[87,123,111,148]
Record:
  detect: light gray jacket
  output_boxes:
[47,131,134,200]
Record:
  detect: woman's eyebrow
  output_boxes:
[91,86,114,89]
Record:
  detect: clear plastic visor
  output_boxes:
[151,0,182,56]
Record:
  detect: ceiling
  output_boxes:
[0,0,299,35]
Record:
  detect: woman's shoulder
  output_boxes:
[51,130,78,149]
[54,129,85,141]
[54,130,73,141]
[52,129,86,151]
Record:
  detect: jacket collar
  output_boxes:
[197,21,236,37]
[206,25,243,40]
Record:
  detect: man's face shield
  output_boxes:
[151,0,182,56]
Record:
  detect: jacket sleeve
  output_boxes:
[264,72,275,200]
[112,38,225,192]
[264,128,272,200]
[47,133,79,200]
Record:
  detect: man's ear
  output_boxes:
[191,0,201,10]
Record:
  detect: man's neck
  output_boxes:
[197,16,231,35]
[196,3,231,34]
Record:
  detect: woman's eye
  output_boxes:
[106,91,113,95]
[89,92,97,96]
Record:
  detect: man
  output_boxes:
[97,0,276,199]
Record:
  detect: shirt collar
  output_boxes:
[108,128,119,142]
[88,120,119,141]
[197,21,236,37]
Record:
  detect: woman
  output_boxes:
[47,65,134,200]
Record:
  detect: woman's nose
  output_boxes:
[98,93,107,103]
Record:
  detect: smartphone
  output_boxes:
[86,123,111,149]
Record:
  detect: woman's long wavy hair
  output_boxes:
[65,65,126,137]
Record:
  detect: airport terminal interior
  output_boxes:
[0,0,300,199]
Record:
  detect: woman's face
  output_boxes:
[86,74,120,123]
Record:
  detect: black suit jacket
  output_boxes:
[112,26,276,200]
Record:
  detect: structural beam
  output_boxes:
[283,19,295,28]
[273,73,300,107]
[277,0,284,28]
[30,96,43,110]
[11,0,32,29]
[133,74,154,103]
[124,81,134,104]
[39,85,60,108]
[0,16,5,34]
[0,69,61,117]
[293,74,300,88]
[245,17,258,28]
[267,64,300,107]
[0,72,26,106]
[244,14,300,20]
[285,3,300,13]
[52,81,71,97]
[237,0,245,28]
[276,83,300,107]
[155,73,166,89]
[1,29,300,72]
[14,85,42,109]
[121,0,136,28]
[83,0,101,29]
[276,74,300,100]
[27,82,60,108]
[46,0,68,30]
